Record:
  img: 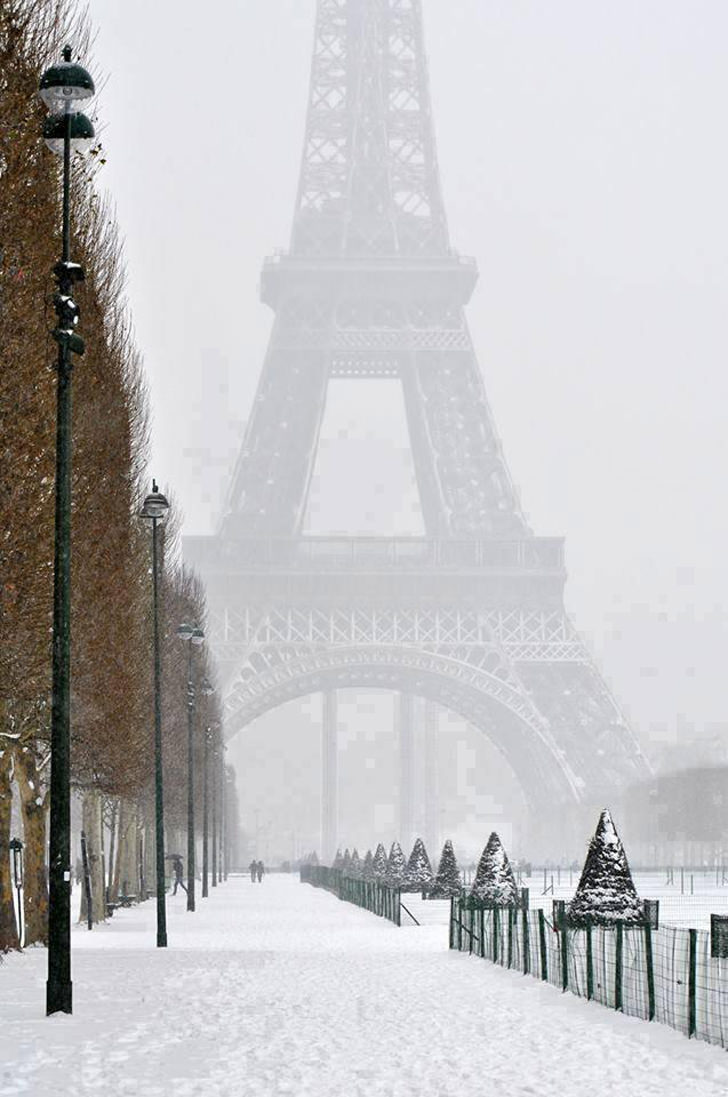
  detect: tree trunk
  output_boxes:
[0,748,20,950]
[79,790,106,923]
[113,799,140,899]
[107,799,118,903]
[12,746,49,945]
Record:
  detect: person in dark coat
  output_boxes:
[256,860,265,883]
[166,854,187,895]
[249,859,257,883]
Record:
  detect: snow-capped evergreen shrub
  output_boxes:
[372,843,387,880]
[332,848,344,870]
[470,832,519,906]
[385,841,407,887]
[342,848,352,875]
[362,850,375,881]
[349,849,362,879]
[429,839,462,898]
[568,808,643,927]
[402,838,434,892]
[310,851,319,867]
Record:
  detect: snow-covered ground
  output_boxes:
[2,875,728,1097]
[522,870,728,930]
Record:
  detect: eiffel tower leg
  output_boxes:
[321,691,338,862]
[424,701,439,857]
[398,693,415,852]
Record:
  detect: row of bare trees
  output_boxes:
[1,0,225,949]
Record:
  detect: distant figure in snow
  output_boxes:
[166,854,187,895]
[256,860,265,883]
[249,859,257,883]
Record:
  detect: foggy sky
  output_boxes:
[81,0,728,751]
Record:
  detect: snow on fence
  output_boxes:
[449,898,728,1049]
[300,864,402,926]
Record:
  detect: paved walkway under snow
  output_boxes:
[2,876,728,1097]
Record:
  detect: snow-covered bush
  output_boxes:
[402,838,433,892]
[567,809,643,927]
[385,841,407,887]
[362,849,375,881]
[429,839,462,898]
[469,832,518,906]
[372,843,387,880]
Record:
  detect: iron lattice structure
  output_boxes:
[185,0,649,820]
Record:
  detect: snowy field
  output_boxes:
[402,870,728,930]
[2,875,728,1097]
[524,871,728,930]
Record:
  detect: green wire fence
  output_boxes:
[449,898,728,1049]
[300,864,401,926]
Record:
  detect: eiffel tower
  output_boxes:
[185,0,649,857]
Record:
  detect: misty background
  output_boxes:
[83,0,728,858]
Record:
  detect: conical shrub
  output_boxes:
[429,839,462,898]
[402,838,434,892]
[372,842,387,880]
[470,832,518,906]
[349,849,362,879]
[362,849,375,881]
[385,841,407,887]
[568,809,643,927]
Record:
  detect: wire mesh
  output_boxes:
[448,900,728,1052]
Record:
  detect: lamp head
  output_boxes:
[191,627,205,646]
[141,480,170,522]
[40,47,95,108]
[42,111,95,155]
[176,622,194,641]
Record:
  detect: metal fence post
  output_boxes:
[688,927,697,1038]
[522,908,530,975]
[644,923,655,1021]
[615,922,623,1012]
[586,919,594,1001]
[538,909,548,981]
[493,906,499,964]
[508,907,514,970]
[560,923,569,992]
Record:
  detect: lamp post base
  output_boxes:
[46,980,73,1016]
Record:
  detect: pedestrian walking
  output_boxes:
[249,859,257,883]
[256,860,265,883]
[166,854,187,895]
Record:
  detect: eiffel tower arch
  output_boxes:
[185,0,649,855]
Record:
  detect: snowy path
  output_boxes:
[2,876,728,1097]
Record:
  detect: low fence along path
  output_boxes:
[2,875,728,1097]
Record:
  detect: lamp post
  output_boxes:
[9,839,24,947]
[199,685,215,899]
[140,482,170,947]
[176,623,204,910]
[211,730,219,889]
[39,45,95,1018]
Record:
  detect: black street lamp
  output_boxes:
[140,481,170,947]
[39,45,95,1018]
[176,623,204,910]
[220,747,227,883]
[211,730,219,889]
[200,694,215,899]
